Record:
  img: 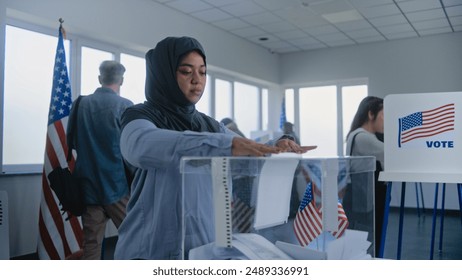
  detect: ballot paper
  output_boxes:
[274,229,371,260]
[189,233,292,260]
[253,157,299,230]
[326,229,372,260]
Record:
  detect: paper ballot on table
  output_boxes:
[326,229,372,260]
[275,241,327,260]
[253,157,299,230]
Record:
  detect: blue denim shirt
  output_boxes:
[68,87,133,205]
[114,119,235,259]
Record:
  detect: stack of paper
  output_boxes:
[275,229,372,260]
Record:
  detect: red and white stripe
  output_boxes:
[38,118,83,259]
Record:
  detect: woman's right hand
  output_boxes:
[231,137,281,157]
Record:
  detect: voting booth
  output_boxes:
[380,92,461,183]
[180,155,376,260]
[379,91,462,259]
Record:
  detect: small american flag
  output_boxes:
[329,201,349,238]
[293,182,322,247]
[37,25,83,259]
[398,103,455,147]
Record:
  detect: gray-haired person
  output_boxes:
[67,60,134,259]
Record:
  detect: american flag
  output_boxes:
[37,25,83,259]
[329,201,349,239]
[232,196,255,233]
[279,97,287,130]
[398,103,455,147]
[293,182,322,247]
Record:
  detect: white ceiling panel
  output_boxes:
[446,5,462,17]
[241,12,281,25]
[212,18,250,30]
[397,0,442,13]
[275,29,310,40]
[418,26,453,35]
[349,0,394,8]
[259,21,296,33]
[450,15,462,25]
[368,14,408,26]
[190,8,233,23]
[358,4,402,18]
[230,26,265,37]
[165,0,212,13]
[151,0,461,54]
[412,18,450,31]
[406,9,446,22]
[220,1,265,17]
[347,28,382,39]
[334,19,373,31]
[384,31,418,40]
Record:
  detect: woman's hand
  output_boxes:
[231,137,281,156]
[275,138,317,154]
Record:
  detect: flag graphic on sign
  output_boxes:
[398,103,455,147]
[37,24,83,259]
[293,182,322,246]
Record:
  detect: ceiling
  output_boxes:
[151,0,462,54]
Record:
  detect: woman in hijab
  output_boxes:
[114,36,312,260]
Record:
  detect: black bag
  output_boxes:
[48,167,86,217]
[48,95,86,217]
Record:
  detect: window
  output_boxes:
[284,89,295,124]
[3,26,70,171]
[288,82,368,157]
[261,88,268,130]
[195,74,211,116]
[214,79,232,122]
[80,47,113,96]
[234,82,259,138]
[341,85,368,155]
[120,53,146,104]
[299,86,338,156]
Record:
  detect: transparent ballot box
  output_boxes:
[180,156,376,260]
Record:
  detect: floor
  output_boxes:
[382,207,462,260]
[12,207,462,260]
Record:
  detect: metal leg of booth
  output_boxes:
[396,182,406,260]
[415,182,426,217]
[430,183,440,260]
[415,183,421,217]
[378,181,393,258]
[419,183,426,213]
[458,184,462,228]
[438,184,446,253]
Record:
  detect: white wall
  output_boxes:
[1,0,461,258]
[280,32,462,98]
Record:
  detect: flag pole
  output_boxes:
[59,18,67,40]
